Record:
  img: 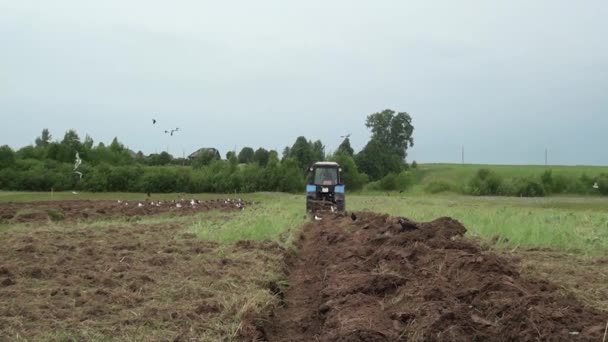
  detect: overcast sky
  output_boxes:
[1,1,606,165]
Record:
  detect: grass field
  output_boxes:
[403,163,608,194]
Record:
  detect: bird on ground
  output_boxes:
[397,218,418,232]
[72,191,78,195]
[351,212,357,221]
[593,182,599,189]
[314,215,322,221]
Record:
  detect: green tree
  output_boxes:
[0,145,16,169]
[253,148,270,167]
[281,146,291,161]
[288,136,314,170]
[238,147,255,164]
[192,151,216,169]
[365,109,414,160]
[311,140,325,162]
[330,152,368,191]
[355,139,403,181]
[226,151,236,160]
[35,128,52,147]
[337,137,354,156]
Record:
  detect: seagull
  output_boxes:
[74,152,82,170]
[138,203,144,207]
[176,203,182,208]
[71,191,78,195]
[74,171,83,179]
[593,182,599,189]
[330,206,336,213]
[314,215,322,221]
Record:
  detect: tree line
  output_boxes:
[0,109,416,193]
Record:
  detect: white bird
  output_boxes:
[138,203,144,207]
[117,200,122,204]
[74,171,83,179]
[74,152,82,170]
[176,203,182,208]
[330,206,336,213]
[314,215,322,221]
[71,191,78,195]
[593,182,599,189]
[190,199,196,206]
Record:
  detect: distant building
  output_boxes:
[188,148,221,160]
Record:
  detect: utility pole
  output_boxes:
[461,146,464,165]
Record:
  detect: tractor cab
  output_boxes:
[306,161,345,212]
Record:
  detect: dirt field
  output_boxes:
[245,213,607,341]
[0,199,280,341]
[1,198,607,341]
[0,198,248,223]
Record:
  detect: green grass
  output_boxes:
[408,163,608,193]
[419,163,608,180]
[190,194,305,243]
[349,194,608,254]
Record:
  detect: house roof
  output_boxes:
[188,148,220,159]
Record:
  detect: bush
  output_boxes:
[378,172,414,191]
[469,169,503,196]
[425,180,455,194]
[331,153,368,191]
[513,178,546,197]
[596,174,608,196]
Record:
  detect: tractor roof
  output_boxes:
[313,161,340,167]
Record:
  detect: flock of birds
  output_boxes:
[115,198,247,210]
[153,118,180,137]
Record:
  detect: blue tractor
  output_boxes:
[305,161,345,213]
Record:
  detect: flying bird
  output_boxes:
[74,152,82,170]
[152,119,157,124]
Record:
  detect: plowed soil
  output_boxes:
[0,199,278,341]
[0,198,247,223]
[248,212,607,341]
